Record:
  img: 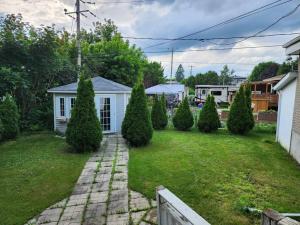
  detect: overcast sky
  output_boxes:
[1,0,300,78]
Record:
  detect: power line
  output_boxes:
[144,44,283,54]
[159,61,256,65]
[144,0,295,49]
[121,32,300,41]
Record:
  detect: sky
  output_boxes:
[1,0,300,78]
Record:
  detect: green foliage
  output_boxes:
[161,93,167,115]
[122,82,153,146]
[183,71,219,88]
[245,83,255,130]
[249,62,279,81]
[277,59,298,75]
[172,97,194,131]
[143,61,165,88]
[227,86,253,134]
[0,118,4,141]
[66,76,102,152]
[175,64,185,82]
[197,95,221,132]
[151,95,167,130]
[0,94,19,139]
[219,65,234,85]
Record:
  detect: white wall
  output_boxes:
[277,80,297,150]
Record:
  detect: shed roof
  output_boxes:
[145,84,185,95]
[273,72,298,91]
[283,35,300,55]
[48,76,132,93]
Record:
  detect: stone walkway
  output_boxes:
[26,135,157,225]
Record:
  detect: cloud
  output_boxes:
[0,0,299,77]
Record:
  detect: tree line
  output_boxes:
[0,14,165,132]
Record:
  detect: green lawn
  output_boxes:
[129,128,300,225]
[0,133,90,225]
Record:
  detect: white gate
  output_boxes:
[156,186,211,225]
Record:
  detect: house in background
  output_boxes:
[231,75,247,86]
[48,76,131,134]
[273,36,300,164]
[195,85,239,104]
[145,83,188,102]
[245,75,283,112]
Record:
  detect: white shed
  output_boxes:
[273,35,300,164]
[48,76,131,134]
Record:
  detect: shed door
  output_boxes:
[99,95,116,133]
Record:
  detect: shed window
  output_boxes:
[70,97,76,116]
[211,91,222,96]
[201,90,206,95]
[60,98,65,117]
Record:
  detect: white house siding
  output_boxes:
[276,80,297,151]
[54,93,130,134]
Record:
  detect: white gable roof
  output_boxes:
[145,84,185,95]
[273,72,298,91]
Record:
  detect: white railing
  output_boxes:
[156,186,211,225]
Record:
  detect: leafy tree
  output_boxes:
[161,93,167,115]
[249,62,279,81]
[172,97,193,131]
[245,84,255,130]
[66,75,102,152]
[175,64,185,82]
[219,65,234,85]
[94,19,119,42]
[197,95,220,132]
[0,94,19,139]
[151,95,167,130]
[183,75,196,88]
[143,61,165,88]
[122,82,153,146]
[227,86,252,134]
[277,59,298,75]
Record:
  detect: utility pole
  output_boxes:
[170,48,174,80]
[64,0,96,80]
[189,65,193,76]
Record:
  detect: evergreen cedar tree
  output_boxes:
[160,93,168,128]
[245,83,255,130]
[0,94,19,140]
[197,95,221,132]
[151,95,168,130]
[172,97,194,131]
[66,76,102,152]
[122,82,153,146]
[227,86,253,134]
[0,118,3,141]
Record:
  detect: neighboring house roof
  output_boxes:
[232,75,247,79]
[145,84,185,95]
[273,72,298,91]
[48,76,132,93]
[283,35,300,55]
[195,85,237,88]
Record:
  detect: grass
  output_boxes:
[0,132,90,225]
[129,128,300,225]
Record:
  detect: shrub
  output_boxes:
[151,95,167,130]
[172,97,194,131]
[160,93,168,128]
[122,82,153,146]
[0,94,19,139]
[227,86,252,134]
[66,75,102,152]
[245,83,255,130]
[198,95,221,132]
[0,118,4,141]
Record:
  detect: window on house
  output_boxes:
[100,97,111,131]
[201,90,206,95]
[70,97,76,116]
[60,98,65,117]
[211,91,222,96]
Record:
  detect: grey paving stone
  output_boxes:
[115,166,127,173]
[83,203,106,225]
[37,208,62,224]
[38,222,57,225]
[106,213,129,225]
[72,183,92,195]
[110,189,128,202]
[91,181,110,192]
[151,199,157,208]
[94,173,111,183]
[108,200,128,214]
[139,222,152,225]
[49,198,68,209]
[89,191,109,204]
[144,208,157,224]
[67,193,89,206]
[60,205,84,222]
[98,166,112,175]
[130,197,150,211]
[57,221,81,225]
[84,162,99,170]
[112,180,127,190]
[77,175,94,184]
[131,210,147,225]
[114,172,128,181]
[101,161,113,167]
